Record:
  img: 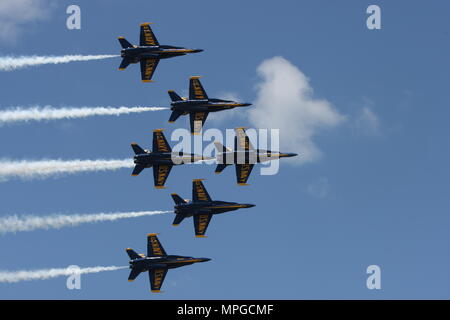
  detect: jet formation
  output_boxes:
[120,23,298,293]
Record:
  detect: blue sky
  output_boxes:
[0,0,449,299]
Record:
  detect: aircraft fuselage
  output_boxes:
[129,255,210,272]
[217,149,298,164]
[174,200,255,216]
[121,45,202,62]
[134,151,205,167]
[170,99,251,113]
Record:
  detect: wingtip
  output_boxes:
[147,233,159,237]
[195,235,207,238]
[190,76,202,80]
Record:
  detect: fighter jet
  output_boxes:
[167,76,252,134]
[131,129,210,188]
[118,23,203,82]
[170,179,255,237]
[214,127,298,185]
[126,233,211,292]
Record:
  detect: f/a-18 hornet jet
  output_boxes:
[131,129,211,188]
[214,127,298,185]
[170,179,255,237]
[167,76,252,134]
[118,23,203,82]
[126,234,210,292]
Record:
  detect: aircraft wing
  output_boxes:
[140,23,159,46]
[189,111,209,135]
[193,213,213,237]
[235,127,255,151]
[149,268,168,292]
[192,179,212,202]
[189,76,208,100]
[153,164,173,188]
[152,130,172,152]
[236,163,254,185]
[147,233,167,256]
[140,58,159,82]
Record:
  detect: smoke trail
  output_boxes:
[0,210,171,234]
[0,106,167,125]
[0,266,127,283]
[0,55,118,71]
[0,159,134,182]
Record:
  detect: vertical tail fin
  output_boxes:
[118,37,133,48]
[171,193,187,205]
[168,90,183,102]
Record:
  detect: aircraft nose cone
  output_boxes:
[192,49,203,53]
[199,258,211,263]
[285,153,298,158]
[243,204,255,208]
[241,103,252,107]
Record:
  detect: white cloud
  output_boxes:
[354,101,381,136]
[248,56,346,165]
[306,177,330,199]
[0,0,55,43]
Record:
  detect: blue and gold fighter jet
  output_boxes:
[214,127,298,185]
[118,23,203,82]
[126,234,211,292]
[167,76,251,134]
[170,179,255,237]
[131,129,211,188]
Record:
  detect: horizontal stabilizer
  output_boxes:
[119,58,131,70]
[118,37,133,49]
[132,164,146,176]
[168,90,183,102]
[126,248,141,260]
[215,164,229,174]
[168,110,183,123]
[171,193,187,205]
[172,213,186,226]
[214,141,231,153]
[128,268,141,282]
[131,143,146,155]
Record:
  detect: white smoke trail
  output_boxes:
[0,55,119,71]
[0,210,171,234]
[0,106,167,125]
[0,266,128,283]
[0,159,134,182]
